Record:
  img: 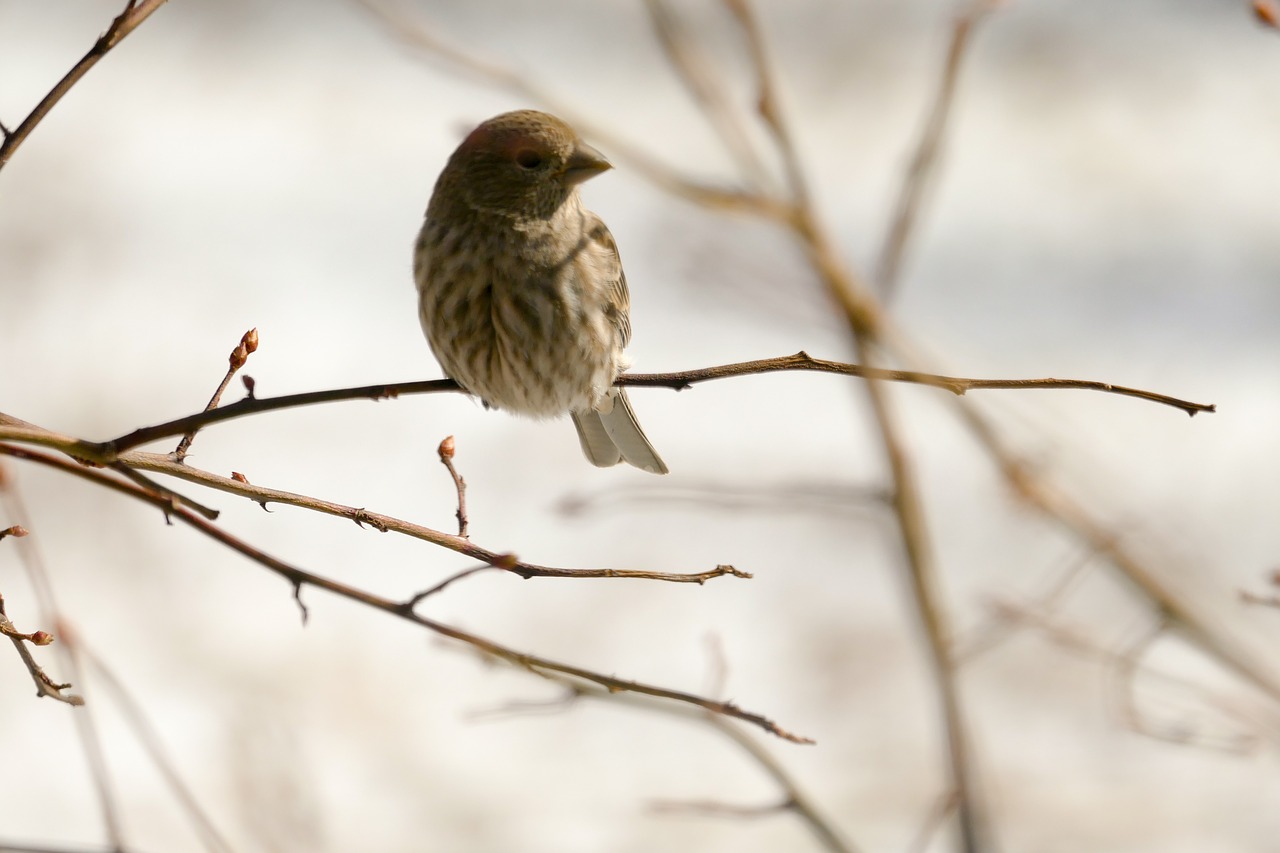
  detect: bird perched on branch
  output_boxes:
[414,109,668,474]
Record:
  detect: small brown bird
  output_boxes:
[414,110,668,474]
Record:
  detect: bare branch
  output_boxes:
[876,1,999,298]
[0,0,171,173]
[82,646,235,853]
[0,441,749,586]
[0,355,1209,464]
[174,327,258,462]
[353,0,791,218]
[436,435,468,538]
[643,0,773,190]
[0,443,808,743]
[0,593,80,706]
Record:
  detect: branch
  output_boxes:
[436,435,468,538]
[0,354,1208,463]
[0,0,170,173]
[0,592,79,706]
[876,0,997,298]
[0,440,746,586]
[0,442,808,743]
[620,352,1215,416]
[174,327,258,462]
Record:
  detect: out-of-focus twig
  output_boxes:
[711,1,989,845]
[0,482,122,847]
[81,646,235,853]
[643,0,773,191]
[0,0,170,173]
[876,0,999,299]
[1253,0,1279,29]
[723,0,808,206]
[353,0,794,219]
[987,597,1274,750]
[558,478,887,518]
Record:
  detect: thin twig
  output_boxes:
[649,798,791,818]
[175,328,258,462]
[0,0,170,173]
[876,0,998,298]
[0,442,810,743]
[57,626,128,850]
[0,441,750,585]
[0,593,80,705]
[948,400,1280,707]
[406,562,502,607]
[643,0,773,191]
[1,478,124,844]
[353,0,810,220]
[724,0,809,206]
[905,790,961,853]
[992,599,1271,750]
[437,435,468,538]
[81,646,236,853]
[705,717,855,851]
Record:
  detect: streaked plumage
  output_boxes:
[413,110,667,474]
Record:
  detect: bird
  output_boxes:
[413,109,668,475]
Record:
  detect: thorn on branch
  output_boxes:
[292,580,309,625]
[352,508,388,532]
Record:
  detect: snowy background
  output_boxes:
[1,1,1279,851]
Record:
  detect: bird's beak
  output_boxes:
[563,141,612,186]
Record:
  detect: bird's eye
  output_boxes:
[515,149,543,169]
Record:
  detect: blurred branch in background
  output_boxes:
[352,0,1280,850]
[876,0,1000,299]
[558,477,888,518]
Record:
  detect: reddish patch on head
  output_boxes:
[459,124,495,154]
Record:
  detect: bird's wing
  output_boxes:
[584,211,632,349]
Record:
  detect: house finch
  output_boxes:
[413,110,668,474]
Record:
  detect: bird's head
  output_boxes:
[438,110,612,220]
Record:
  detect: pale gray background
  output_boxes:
[1,1,1279,851]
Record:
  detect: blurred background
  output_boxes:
[1,0,1279,851]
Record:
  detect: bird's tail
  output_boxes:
[571,388,668,474]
